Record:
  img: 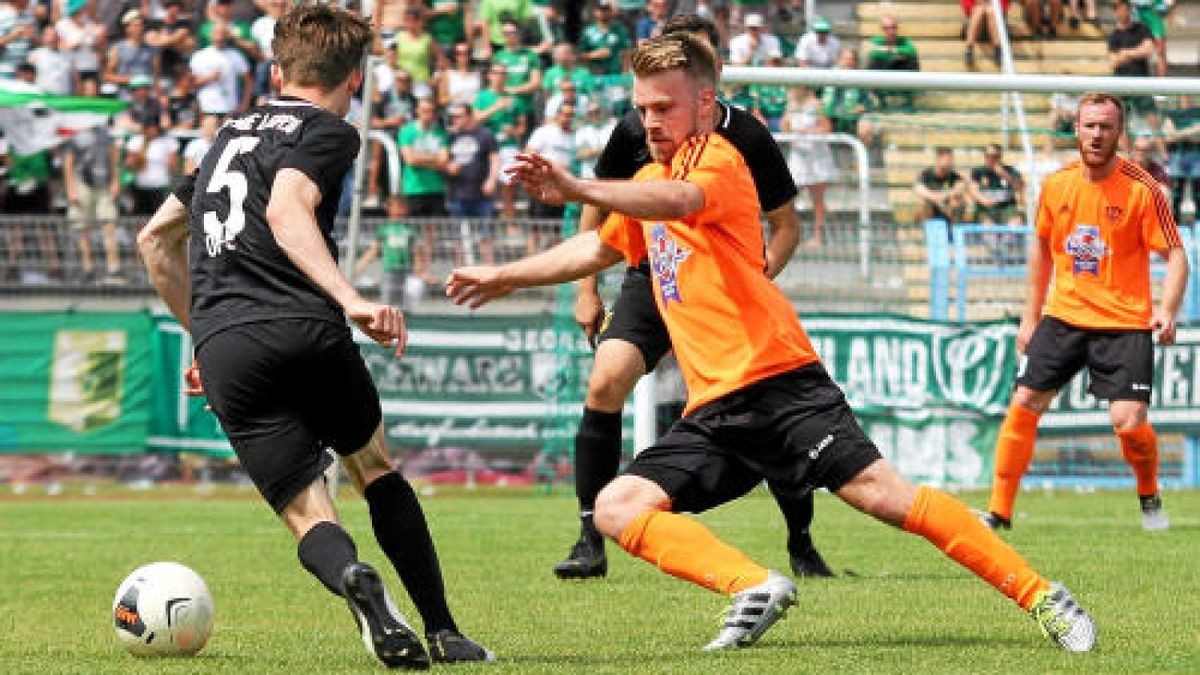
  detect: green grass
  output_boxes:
[1,486,1197,674]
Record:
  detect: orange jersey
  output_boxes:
[598,134,819,413]
[1037,157,1182,329]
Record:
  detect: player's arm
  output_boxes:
[763,202,799,279]
[509,151,703,219]
[574,202,611,341]
[1154,245,1188,345]
[446,230,624,309]
[266,169,406,355]
[137,193,192,330]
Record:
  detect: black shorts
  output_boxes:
[1017,316,1154,402]
[196,318,383,513]
[406,193,446,217]
[597,264,672,371]
[624,364,882,514]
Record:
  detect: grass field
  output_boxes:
[1,485,1197,674]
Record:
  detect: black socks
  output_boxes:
[297,521,358,596]
[574,407,623,517]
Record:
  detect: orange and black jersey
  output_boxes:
[1036,157,1183,330]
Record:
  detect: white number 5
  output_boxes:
[203,136,261,256]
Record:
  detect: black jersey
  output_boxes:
[592,101,798,213]
[173,96,360,347]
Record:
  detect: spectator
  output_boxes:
[55,0,106,84]
[523,101,575,249]
[104,9,159,99]
[1129,135,1170,193]
[821,48,878,146]
[491,19,541,131]
[543,77,588,122]
[542,42,593,97]
[114,74,167,134]
[394,6,437,99]
[473,0,535,59]
[1109,0,1162,149]
[474,62,525,220]
[426,0,468,62]
[248,0,287,100]
[1066,0,1099,29]
[445,102,500,263]
[28,26,75,95]
[1132,0,1171,77]
[189,21,252,115]
[437,41,483,108]
[0,0,37,79]
[1045,90,1080,154]
[1023,0,1064,38]
[62,123,122,283]
[183,112,220,174]
[782,85,836,247]
[749,54,788,131]
[914,146,968,226]
[768,0,807,48]
[729,12,782,66]
[199,0,259,60]
[123,117,178,215]
[145,0,195,81]
[579,0,630,76]
[969,143,1026,226]
[635,0,668,44]
[865,15,919,111]
[1163,98,1200,225]
[573,99,613,180]
[530,2,568,67]
[398,96,449,284]
[793,15,839,68]
[963,0,1008,68]
[1,138,60,283]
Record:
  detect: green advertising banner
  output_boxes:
[0,311,153,453]
[146,317,231,456]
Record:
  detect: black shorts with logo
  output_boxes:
[597,263,673,372]
[196,318,383,513]
[624,364,882,513]
[1017,316,1154,402]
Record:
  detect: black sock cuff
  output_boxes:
[297,521,357,596]
[364,470,414,506]
[579,407,622,437]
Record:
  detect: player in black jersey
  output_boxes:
[136,6,491,668]
[553,15,835,581]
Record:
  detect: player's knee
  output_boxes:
[594,478,664,539]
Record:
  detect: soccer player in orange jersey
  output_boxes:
[981,92,1189,533]
[446,33,1096,653]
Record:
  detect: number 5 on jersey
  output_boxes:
[203,137,261,257]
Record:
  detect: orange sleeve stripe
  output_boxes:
[1119,163,1182,247]
[674,133,710,182]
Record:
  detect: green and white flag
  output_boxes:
[0,79,127,155]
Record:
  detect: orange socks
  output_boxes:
[617,510,768,595]
[988,403,1041,520]
[1117,422,1160,497]
[905,486,1049,610]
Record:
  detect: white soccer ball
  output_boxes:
[112,562,214,657]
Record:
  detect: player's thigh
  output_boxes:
[597,265,673,372]
[1017,317,1088,393]
[196,323,335,514]
[1086,328,1153,403]
[297,320,386,457]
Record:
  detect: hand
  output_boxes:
[574,288,606,349]
[445,265,514,309]
[504,152,576,206]
[1016,317,1037,354]
[345,299,408,357]
[183,359,204,396]
[481,178,496,197]
[1151,308,1177,345]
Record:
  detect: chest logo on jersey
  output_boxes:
[1106,205,1124,221]
[1064,224,1109,276]
[649,223,691,305]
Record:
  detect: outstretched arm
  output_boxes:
[446,231,624,309]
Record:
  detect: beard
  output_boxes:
[1076,135,1117,168]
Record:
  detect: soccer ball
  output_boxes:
[112,562,214,657]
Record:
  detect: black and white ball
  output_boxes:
[112,562,214,656]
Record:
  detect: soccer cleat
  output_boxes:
[703,570,797,651]
[978,510,1012,531]
[552,536,607,579]
[788,538,834,578]
[1030,582,1097,653]
[341,562,430,670]
[1139,495,1170,531]
[427,629,496,664]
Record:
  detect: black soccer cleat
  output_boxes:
[342,562,430,670]
[789,541,835,578]
[427,629,496,664]
[978,510,1012,531]
[552,536,608,579]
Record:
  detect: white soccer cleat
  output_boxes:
[1139,495,1170,531]
[703,570,797,651]
[1030,582,1097,653]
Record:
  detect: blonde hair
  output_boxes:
[630,32,718,89]
[273,4,373,91]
